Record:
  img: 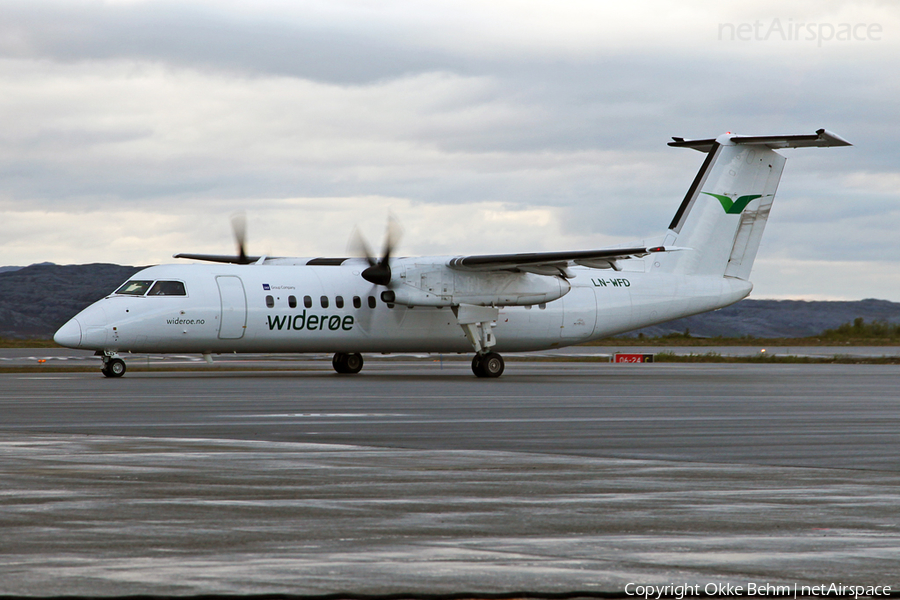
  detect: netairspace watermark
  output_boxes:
[719,18,882,46]
[625,581,892,599]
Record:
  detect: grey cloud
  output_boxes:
[2,2,894,161]
[0,1,457,84]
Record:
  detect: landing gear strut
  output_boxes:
[100,355,126,378]
[453,304,506,378]
[332,352,364,374]
[472,352,504,378]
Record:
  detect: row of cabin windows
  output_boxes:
[265,294,379,310]
[264,294,547,311]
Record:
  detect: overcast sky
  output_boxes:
[1,0,897,300]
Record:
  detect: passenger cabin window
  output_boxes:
[368,296,376,309]
[288,295,297,308]
[304,296,312,308]
[336,296,344,309]
[353,296,361,309]
[147,280,187,296]
[115,280,154,296]
[320,296,329,308]
[266,295,275,308]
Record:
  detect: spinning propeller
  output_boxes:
[173,211,262,264]
[176,212,401,272]
[351,215,402,287]
[231,212,252,264]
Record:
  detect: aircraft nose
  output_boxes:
[54,318,83,348]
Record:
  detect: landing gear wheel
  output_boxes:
[471,354,484,377]
[103,358,126,378]
[343,353,363,374]
[332,352,364,374]
[472,352,504,378]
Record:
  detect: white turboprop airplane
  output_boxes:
[54,129,850,378]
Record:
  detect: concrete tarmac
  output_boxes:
[3,344,900,368]
[2,362,899,594]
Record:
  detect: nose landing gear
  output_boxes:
[100,354,126,378]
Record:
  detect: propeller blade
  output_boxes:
[349,226,377,268]
[380,213,402,265]
[231,212,250,264]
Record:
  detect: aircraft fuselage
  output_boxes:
[56,261,751,355]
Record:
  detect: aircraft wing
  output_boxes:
[173,253,263,264]
[175,245,679,276]
[448,245,673,276]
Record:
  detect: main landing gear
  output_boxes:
[453,304,505,378]
[472,352,504,378]
[332,352,364,374]
[100,353,126,378]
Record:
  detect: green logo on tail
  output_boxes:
[702,192,763,215]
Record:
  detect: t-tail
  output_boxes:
[659,128,851,279]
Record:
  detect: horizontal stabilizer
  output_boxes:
[669,128,851,153]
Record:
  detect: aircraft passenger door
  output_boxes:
[216,276,247,339]
[560,286,597,340]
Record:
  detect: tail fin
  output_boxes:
[660,129,850,279]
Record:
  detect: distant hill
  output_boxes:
[0,263,143,338]
[2,263,900,340]
[627,298,900,338]
[0,262,55,274]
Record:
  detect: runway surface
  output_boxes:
[3,344,900,368]
[2,362,899,594]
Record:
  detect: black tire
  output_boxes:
[471,354,486,377]
[481,352,504,378]
[104,358,126,378]
[343,353,363,374]
[333,352,364,374]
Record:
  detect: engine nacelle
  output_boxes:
[384,265,571,307]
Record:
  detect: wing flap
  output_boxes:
[448,246,673,274]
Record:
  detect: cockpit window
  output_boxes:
[115,280,154,295]
[148,280,187,296]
